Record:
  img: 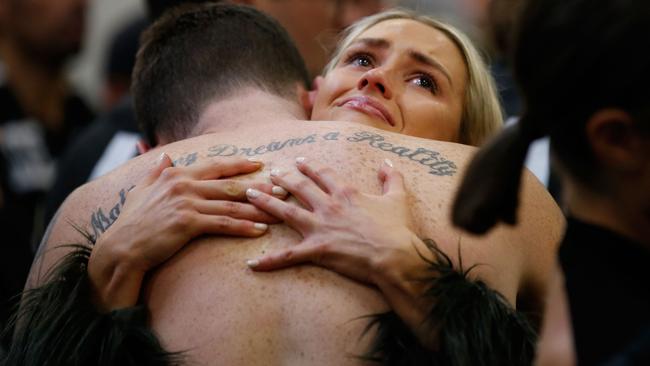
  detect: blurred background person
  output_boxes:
[452,0,650,364]
[237,0,387,77]
[483,0,559,198]
[0,0,94,341]
[44,15,147,224]
[101,16,148,112]
[484,0,520,118]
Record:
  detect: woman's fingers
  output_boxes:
[294,157,340,194]
[378,159,406,196]
[192,180,286,201]
[269,167,329,209]
[247,243,372,284]
[246,245,316,271]
[196,214,269,237]
[295,157,361,204]
[193,200,279,223]
[246,188,314,231]
[141,153,174,186]
[185,157,263,180]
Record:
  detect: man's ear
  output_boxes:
[303,76,324,118]
[586,108,646,172]
[295,83,311,118]
[136,139,152,155]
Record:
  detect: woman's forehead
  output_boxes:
[354,18,457,54]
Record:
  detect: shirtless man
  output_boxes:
[15,4,562,365]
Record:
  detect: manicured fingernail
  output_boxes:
[272,186,287,196]
[383,158,394,168]
[247,157,262,163]
[270,168,281,177]
[254,223,268,231]
[246,188,261,198]
[159,152,168,162]
[295,156,306,164]
[246,259,260,268]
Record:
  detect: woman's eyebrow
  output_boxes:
[350,37,390,49]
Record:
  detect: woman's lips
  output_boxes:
[337,96,395,127]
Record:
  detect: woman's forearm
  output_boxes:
[88,249,145,312]
[371,232,437,347]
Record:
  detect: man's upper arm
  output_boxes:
[26,188,92,289]
[25,207,60,289]
[517,169,565,309]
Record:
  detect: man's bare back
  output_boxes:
[33,119,563,365]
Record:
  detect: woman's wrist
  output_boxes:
[372,231,437,346]
[88,260,146,312]
[373,231,433,293]
[88,233,147,312]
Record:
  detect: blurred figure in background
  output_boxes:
[452,0,650,364]
[237,0,386,77]
[0,0,93,340]
[45,16,147,224]
[484,0,520,118]
[484,0,559,198]
[102,16,148,112]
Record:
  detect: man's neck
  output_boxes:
[0,38,68,130]
[189,89,308,137]
[565,179,650,248]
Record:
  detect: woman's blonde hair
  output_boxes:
[323,9,503,146]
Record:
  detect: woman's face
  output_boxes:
[311,19,468,141]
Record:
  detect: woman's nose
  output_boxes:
[357,68,393,99]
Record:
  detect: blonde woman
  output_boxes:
[310,9,502,146]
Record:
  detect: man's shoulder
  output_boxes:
[45,152,147,244]
[29,171,135,288]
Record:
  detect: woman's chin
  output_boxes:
[330,110,394,132]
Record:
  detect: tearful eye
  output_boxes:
[411,75,438,94]
[353,55,372,67]
[345,52,374,68]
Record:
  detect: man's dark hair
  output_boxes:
[132,3,310,144]
[145,0,222,22]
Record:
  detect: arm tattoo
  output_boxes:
[88,186,134,242]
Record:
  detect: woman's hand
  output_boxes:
[245,157,435,335]
[88,154,286,311]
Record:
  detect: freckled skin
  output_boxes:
[35,120,562,365]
